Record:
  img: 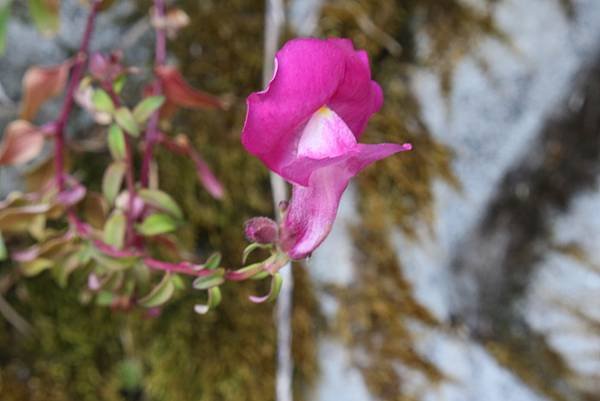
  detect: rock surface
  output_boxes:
[308,0,600,400]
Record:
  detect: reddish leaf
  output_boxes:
[25,156,55,191]
[0,203,50,233]
[0,120,46,165]
[20,60,72,120]
[155,66,223,112]
[12,230,75,262]
[192,150,225,199]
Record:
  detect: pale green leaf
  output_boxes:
[114,107,140,137]
[103,210,126,249]
[194,287,221,314]
[133,96,164,124]
[96,290,114,306]
[21,257,53,277]
[107,124,126,160]
[102,161,126,204]
[192,269,225,290]
[92,88,115,114]
[138,188,183,219]
[242,243,270,264]
[113,75,126,94]
[138,273,175,307]
[136,213,177,236]
[204,252,221,270]
[249,272,282,303]
[28,0,59,37]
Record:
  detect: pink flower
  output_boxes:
[242,38,411,260]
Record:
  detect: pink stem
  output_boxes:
[54,0,101,190]
[140,0,167,187]
[143,258,217,277]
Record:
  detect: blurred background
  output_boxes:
[1,0,600,400]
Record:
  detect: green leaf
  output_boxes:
[28,0,59,37]
[136,213,177,236]
[194,287,221,314]
[90,247,138,271]
[96,290,114,306]
[103,210,126,249]
[138,189,183,219]
[225,262,265,281]
[114,107,140,137]
[102,161,126,204]
[92,88,115,114]
[133,96,164,124]
[118,359,143,392]
[204,252,221,270]
[52,252,83,288]
[138,273,175,307]
[249,273,283,303]
[0,0,12,55]
[242,243,270,264]
[113,75,126,94]
[171,274,185,290]
[0,231,6,261]
[21,257,54,277]
[107,124,126,160]
[192,269,225,290]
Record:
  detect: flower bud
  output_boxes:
[244,217,279,244]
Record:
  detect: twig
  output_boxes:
[342,1,402,57]
[140,0,167,188]
[53,0,102,190]
[0,293,33,337]
[263,2,294,401]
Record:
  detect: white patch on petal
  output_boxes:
[297,106,357,159]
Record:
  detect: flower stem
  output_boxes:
[140,0,167,188]
[53,0,101,190]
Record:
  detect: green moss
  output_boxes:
[313,1,510,400]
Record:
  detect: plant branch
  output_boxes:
[140,0,167,188]
[53,0,102,190]
[103,86,138,247]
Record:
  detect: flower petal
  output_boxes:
[281,142,411,260]
[328,51,383,138]
[297,106,357,159]
[242,38,383,183]
[281,165,350,260]
[281,106,357,186]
